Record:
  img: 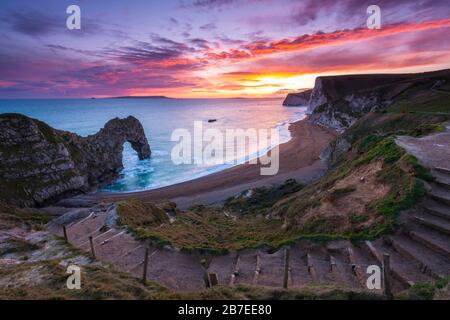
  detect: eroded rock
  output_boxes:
[0,114,151,207]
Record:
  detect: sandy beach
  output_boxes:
[60,118,337,208]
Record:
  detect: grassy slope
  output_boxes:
[0,201,51,230]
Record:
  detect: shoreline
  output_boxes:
[58,118,337,208]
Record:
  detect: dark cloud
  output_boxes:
[4,10,61,36]
[189,38,211,50]
[191,0,235,8]
[3,9,105,37]
[105,38,204,71]
[199,23,217,31]
[290,0,450,26]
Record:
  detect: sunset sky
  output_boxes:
[1,0,450,98]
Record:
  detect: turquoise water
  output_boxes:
[0,98,306,192]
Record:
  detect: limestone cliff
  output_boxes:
[306,69,450,132]
[0,114,151,207]
[282,89,312,106]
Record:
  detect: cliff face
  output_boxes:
[0,114,151,207]
[282,89,312,106]
[306,69,450,132]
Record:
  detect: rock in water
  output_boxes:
[0,114,151,207]
[282,89,312,106]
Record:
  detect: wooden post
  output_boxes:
[209,273,219,287]
[283,248,290,289]
[62,225,68,243]
[253,254,261,285]
[229,255,240,285]
[142,248,149,285]
[383,253,393,299]
[88,236,96,259]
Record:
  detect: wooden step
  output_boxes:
[347,243,382,291]
[207,252,238,286]
[232,251,258,285]
[366,240,431,288]
[328,250,360,289]
[289,242,313,287]
[432,169,450,190]
[256,250,285,287]
[413,214,450,235]
[388,235,450,279]
[422,199,450,220]
[306,245,334,284]
[408,229,450,256]
[428,183,450,206]
[434,167,450,175]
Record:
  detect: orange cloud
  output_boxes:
[205,18,450,61]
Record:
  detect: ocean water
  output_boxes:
[0,98,306,192]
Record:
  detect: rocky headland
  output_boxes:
[282,89,312,106]
[0,114,150,207]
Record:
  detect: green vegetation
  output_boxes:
[224,179,304,215]
[0,259,168,300]
[117,199,287,254]
[327,186,356,202]
[388,91,450,114]
[350,214,368,224]
[163,284,384,300]
[0,201,50,230]
[397,277,450,300]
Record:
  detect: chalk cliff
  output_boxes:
[0,114,151,207]
[305,69,450,132]
[282,89,312,106]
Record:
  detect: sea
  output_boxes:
[0,98,306,192]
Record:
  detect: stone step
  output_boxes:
[289,242,313,287]
[413,213,450,235]
[347,243,383,291]
[306,245,334,284]
[432,169,450,190]
[92,231,142,269]
[256,250,285,287]
[208,252,238,286]
[78,228,117,249]
[328,248,360,289]
[232,251,258,285]
[428,183,450,206]
[434,167,450,176]
[146,249,205,292]
[387,235,450,279]
[408,228,450,257]
[421,198,450,220]
[66,213,108,246]
[403,213,450,256]
[366,240,432,288]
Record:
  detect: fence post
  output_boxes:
[63,225,68,243]
[383,253,393,299]
[283,248,290,289]
[142,248,149,285]
[88,236,96,259]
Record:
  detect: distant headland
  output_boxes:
[110,95,172,99]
